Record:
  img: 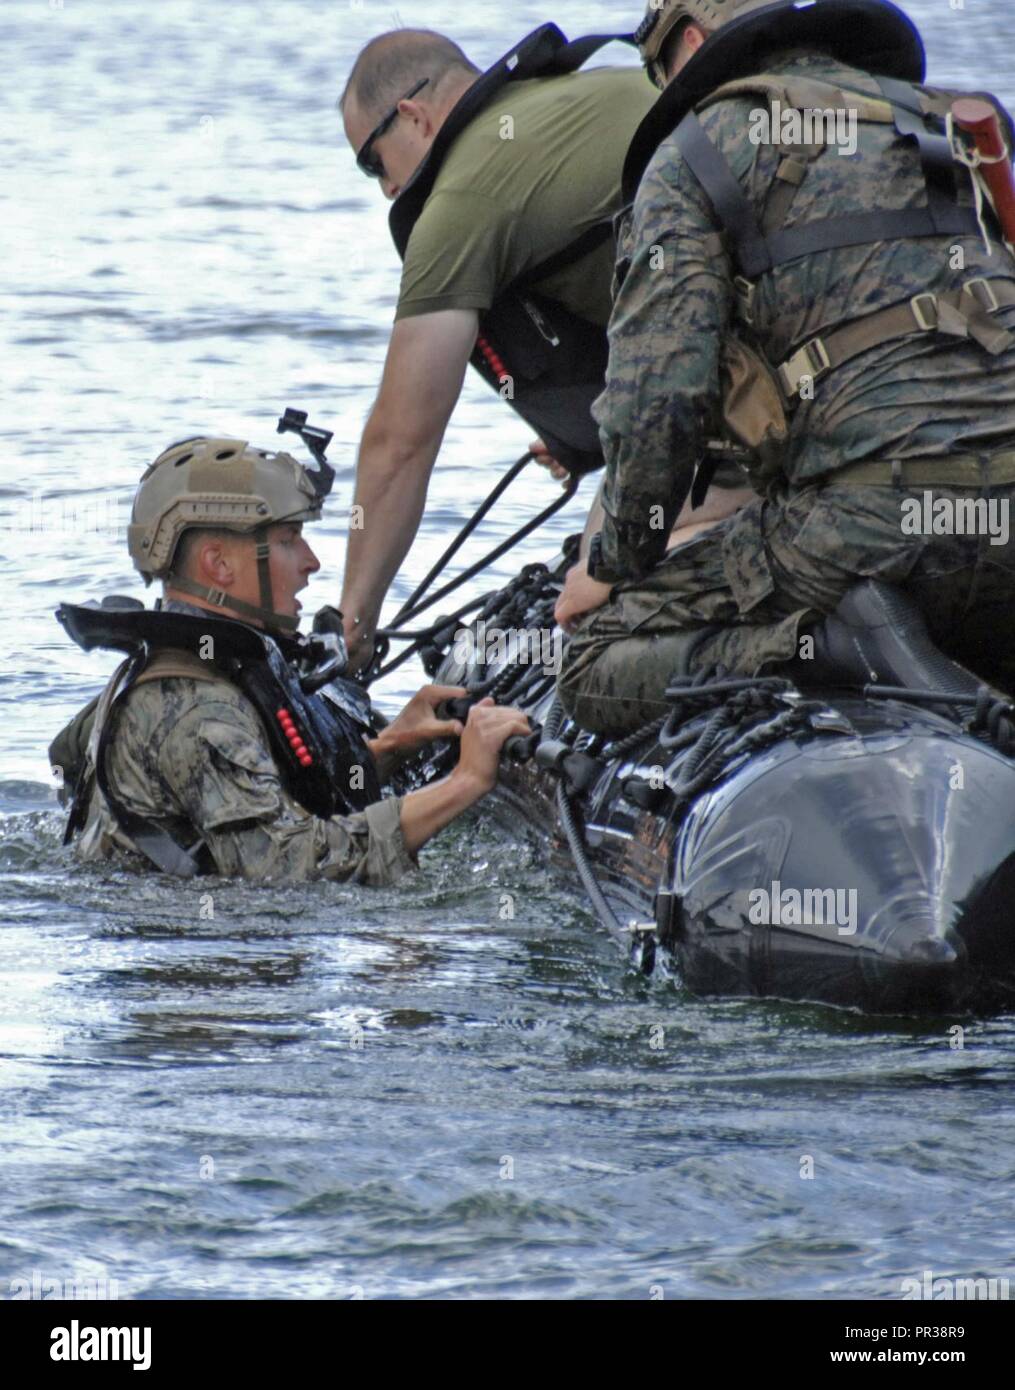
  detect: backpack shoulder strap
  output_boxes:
[877,75,959,229]
[132,647,223,687]
[674,110,772,276]
[674,75,989,280]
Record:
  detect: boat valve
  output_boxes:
[621,775,667,811]
[534,739,605,794]
[503,729,542,763]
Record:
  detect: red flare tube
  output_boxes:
[952,97,1015,246]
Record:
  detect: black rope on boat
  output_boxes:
[597,672,832,822]
[602,715,667,762]
[543,690,567,742]
[373,464,578,646]
[439,566,565,711]
[486,664,556,708]
[535,692,624,938]
[371,553,570,685]
[863,683,1015,756]
[556,782,625,935]
[393,452,536,624]
[371,593,490,679]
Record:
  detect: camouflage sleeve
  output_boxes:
[157,696,416,887]
[594,115,736,580]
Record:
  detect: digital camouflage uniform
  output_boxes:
[558,51,1015,735]
[75,603,414,887]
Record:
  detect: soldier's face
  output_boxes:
[266,522,320,622]
[226,522,321,625]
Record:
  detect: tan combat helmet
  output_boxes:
[127,436,330,632]
[635,0,923,89]
[635,0,750,87]
[636,0,817,88]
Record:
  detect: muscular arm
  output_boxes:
[340,309,478,664]
[594,123,736,582]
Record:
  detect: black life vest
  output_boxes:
[389,23,634,475]
[57,599,382,876]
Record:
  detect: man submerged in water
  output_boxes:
[53,433,529,885]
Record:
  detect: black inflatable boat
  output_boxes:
[408,543,1015,1016]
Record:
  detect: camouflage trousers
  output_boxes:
[558,481,1015,736]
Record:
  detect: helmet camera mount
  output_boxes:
[276,406,337,501]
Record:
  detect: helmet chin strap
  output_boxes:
[167,528,300,633]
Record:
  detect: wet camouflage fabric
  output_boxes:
[559,50,1015,734]
[560,480,1015,734]
[76,669,414,887]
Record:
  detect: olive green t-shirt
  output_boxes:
[395,66,657,328]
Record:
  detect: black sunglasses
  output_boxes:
[356,77,430,179]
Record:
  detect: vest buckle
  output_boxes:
[910,293,939,331]
[964,277,1000,313]
[777,336,831,398]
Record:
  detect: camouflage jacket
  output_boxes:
[596,51,1015,581]
[76,659,414,888]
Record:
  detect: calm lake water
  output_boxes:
[1,0,1014,1300]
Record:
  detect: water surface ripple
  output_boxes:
[1,0,1013,1300]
